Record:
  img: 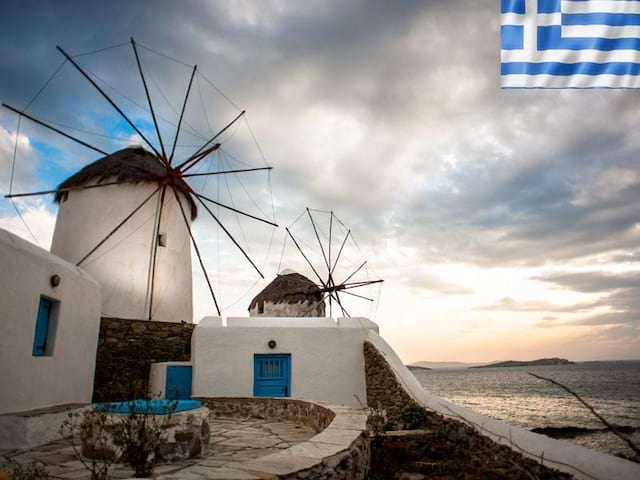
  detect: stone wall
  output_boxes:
[199,397,335,433]
[93,317,195,402]
[194,397,370,480]
[363,340,414,428]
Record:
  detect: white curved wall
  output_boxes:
[0,229,101,414]
[366,331,640,480]
[51,180,193,323]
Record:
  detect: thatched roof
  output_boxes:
[249,272,323,311]
[55,146,197,219]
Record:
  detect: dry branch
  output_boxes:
[528,372,640,457]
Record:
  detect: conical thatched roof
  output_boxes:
[249,272,323,311]
[55,146,197,219]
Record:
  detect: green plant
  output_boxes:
[2,457,51,480]
[111,399,177,478]
[61,375,177,479]
[60,407,117,480]
[399,401,428,430]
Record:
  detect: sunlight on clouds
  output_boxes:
[0,200,56,250]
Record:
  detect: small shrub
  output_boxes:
[2,458,51,480]
[112,399,177,478]
[60,408,116,480]
[399,401,428,430]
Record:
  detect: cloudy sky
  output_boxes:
[1,0,638,363]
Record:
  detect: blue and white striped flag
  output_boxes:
[501,0,640,88]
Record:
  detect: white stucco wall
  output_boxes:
[0,229,102,414]
[366,331,640,480]
[192,316,378,407]
[50,180,193,323]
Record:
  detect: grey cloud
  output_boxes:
[0,0,638,341]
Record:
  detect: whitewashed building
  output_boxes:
[0,229,101,415]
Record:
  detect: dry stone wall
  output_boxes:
[193,397,370,480]
[93,317,195,402]
[363,340,414,428]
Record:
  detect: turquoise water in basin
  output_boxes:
[96,399,201,415]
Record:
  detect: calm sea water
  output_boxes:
[411,361,640,460]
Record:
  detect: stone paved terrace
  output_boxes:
[0,415,316,479]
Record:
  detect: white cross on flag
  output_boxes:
[501,0,640,88]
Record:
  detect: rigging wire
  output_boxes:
[69,41,130,58]
[83,211,157,268]
[220,151,269,219]
[9,200,41,247]
[80,60,207,142]
[137,42,194,69]
[8,116,21,196]
[24,60,68,112]
[198,70,242,112]
[219,156,254,259]
[140,54,207,141]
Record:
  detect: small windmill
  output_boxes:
[3,39,276,321]
[283,208,383,318]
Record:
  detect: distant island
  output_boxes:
[471,358,574,369]
[409,361,487,369]
[407,365,432,371]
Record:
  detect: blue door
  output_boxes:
[254,354,291,397]
[165,366,192,400]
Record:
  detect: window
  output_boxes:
[158,232,167,247]
[33,297,56,357]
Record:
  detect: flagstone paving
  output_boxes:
[0,415,316,479]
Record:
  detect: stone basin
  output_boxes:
[82,401,210,463]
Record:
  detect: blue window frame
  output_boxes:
[33,297,53,356]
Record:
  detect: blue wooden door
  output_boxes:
[254,354,291,397]
[165,366,192,400]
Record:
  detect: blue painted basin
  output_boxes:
[96,399,202,415]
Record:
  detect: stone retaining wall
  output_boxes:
[93,318,195,402]
[178,398,370,480]
[199,397,335,433]
[363,340,413,428]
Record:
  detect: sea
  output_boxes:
[411,361,640,461]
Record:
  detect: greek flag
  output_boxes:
[501,0,640,88]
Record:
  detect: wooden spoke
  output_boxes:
[182,166,272,178]
[285,227,327,287]
[57,45,162,158]
[131,38,168,163]
[195,192,277,227]
[5,181,119,199]
[194,194,264,279]
[169,64,197,164]
[177,110,245,172]
[3,103,108,156]
[171,185,221,315]
[76,185,161,267]
[147,186,167,320]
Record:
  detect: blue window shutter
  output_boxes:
[33,297,52,356]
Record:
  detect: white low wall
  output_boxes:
[192,316,379,407]
[367,331,640,480]
[0,229,102,415]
